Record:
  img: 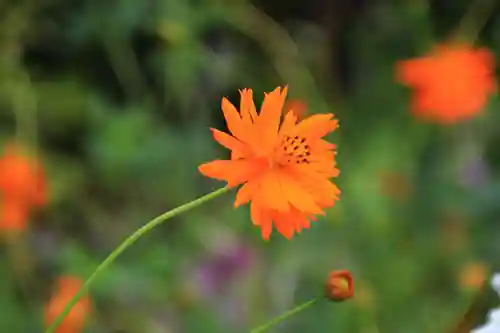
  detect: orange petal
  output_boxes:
[278,171,325,215]
[210,128,248,156]
[255,170,290,212]
[257,86,288,147]
[299,216,311,230]
[309,139,336,153]
[273,213,295,239]
[295,113,338,139]
[250,200,264,226]
[239,89,258,122]
[234,179,259,207]
[260,213,273,240]
[198,159,264,187]
[251,200,274,240]
[279,111,298,136]
[301,158,340,178]
[299,175,338,197]
[288,211,307,233]
[221,97,247,142]
[293,171,340,208]
[231,150,244,160]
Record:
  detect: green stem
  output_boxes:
[44,186,230,333]
[453,0,497,44]
[12,80,37,150]
[249,298,319,333]
[446,270,495,333]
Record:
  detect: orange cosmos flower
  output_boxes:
[45,276,91,333]
[0,142,47,231]
[199,87,340,240]
[396,43,496,124]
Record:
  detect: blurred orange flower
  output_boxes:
[396,44,496,124]
[199,87,340,240]
[459,262,487,290]
[283,99,308,119]
[45,276,90,333]
[0,142,47,231]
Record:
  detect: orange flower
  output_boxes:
[199,87,340,240]
[459,262,487,290]
[396,44,496,124]
[283,99,308,119]
[324,270,354,301]
[45,276,90,333]
[0,142,47,231]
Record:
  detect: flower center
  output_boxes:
[277,135,311,165]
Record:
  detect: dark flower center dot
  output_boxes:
[281,135,311,164]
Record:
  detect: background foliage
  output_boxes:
[1,0,500,332]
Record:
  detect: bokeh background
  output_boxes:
[1,0,500,332]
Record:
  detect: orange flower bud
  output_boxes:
[324,270,354,302]
[283,99,308,119]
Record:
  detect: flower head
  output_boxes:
[199,87,340,240]
[0,142,47,231]
[324,270,354,302]
[396,44,496,124]
[45,276,90,333]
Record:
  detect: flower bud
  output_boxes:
[283,99,307,119]
[324,270,354,302]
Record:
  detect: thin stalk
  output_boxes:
[44,186,230,333]
[249,298,319,333]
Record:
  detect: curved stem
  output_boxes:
[249,298,319,333]
[44,186,230,333]
[453,0,497,44]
